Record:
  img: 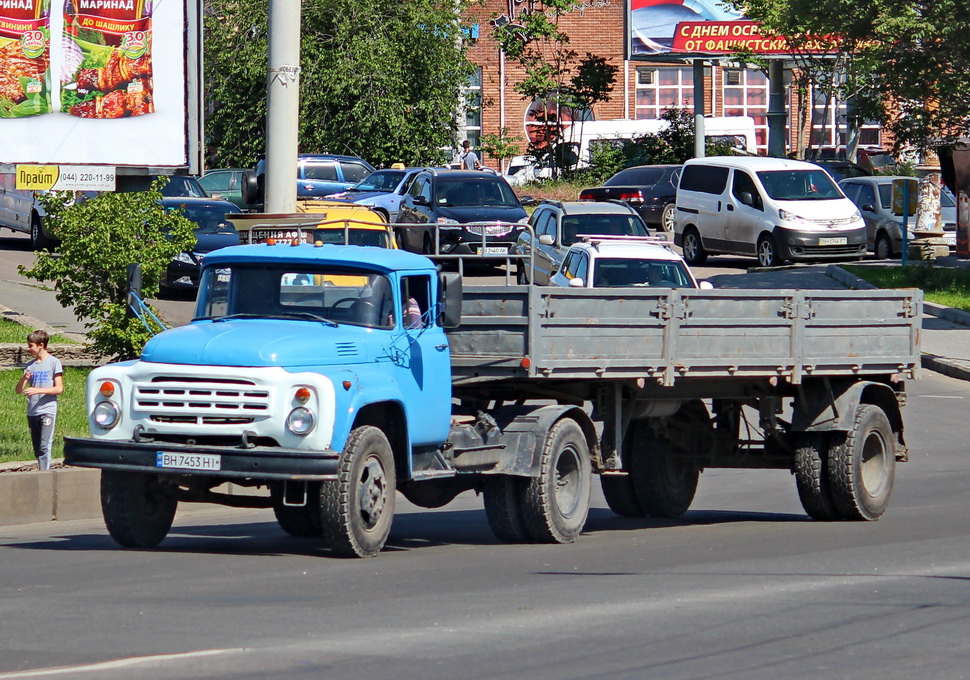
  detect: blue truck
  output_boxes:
[65,242,923,557]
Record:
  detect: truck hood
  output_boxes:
[141,320,379,367]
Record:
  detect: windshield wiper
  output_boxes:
[211,312,338,327]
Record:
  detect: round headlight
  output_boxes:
[286,407,316,435]
[93,401,120,429]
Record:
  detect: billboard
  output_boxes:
[0,0,200,170]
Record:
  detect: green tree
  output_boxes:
[18,183,196,360]
[479,127,523,169]
[204,0,475,168]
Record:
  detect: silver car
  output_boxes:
[839,176,956,259]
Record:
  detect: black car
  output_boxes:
[809,160,872,183]
[395,169,528,256]
[160,197,240,292]
[579,164,681,233]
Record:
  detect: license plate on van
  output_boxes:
[818,237,848,246]
[156,452,221,471]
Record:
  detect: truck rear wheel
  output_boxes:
[320,426,396,557]
[793,433,840,520]
[272,483,323,537]
[827,404,895,521]
[483,475,530,543]
[100,471,177,548]
[521,419,592,543]
[600,474,646,517]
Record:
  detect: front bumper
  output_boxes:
[64,437,341,482]
[778,226,867,261]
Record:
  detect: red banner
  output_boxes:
[670,21,836,55]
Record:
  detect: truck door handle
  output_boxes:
[435,344,449,351]
[727,204,734,211]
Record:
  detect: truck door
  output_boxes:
[397,274,452,444]
[726,169,764,256]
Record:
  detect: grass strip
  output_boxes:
[0,316,77,344]
[843,264,970,313]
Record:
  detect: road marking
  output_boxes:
[0,649,245,678]
[920,395,965,399]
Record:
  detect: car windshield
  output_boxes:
[311,227,391,247]
[173,204,236,233]
[756,170,842,200]
[592,258,694,288]
[159,176,208,198]
[561,214,648,244]
[195,265,396,329]
[350,170,406,192]
[605,167,668,186]
[435,178,519,207]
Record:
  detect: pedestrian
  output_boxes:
[15,330,64,471]
[460,140,483,170]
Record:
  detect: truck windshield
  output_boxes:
[194,265,396,329]
[756,170,842,201]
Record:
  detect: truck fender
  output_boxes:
[495,405,598,477]
[792,379,904,444]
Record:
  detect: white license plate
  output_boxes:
[156,452,221,471]
[476,246,508,255]
[818,237,848,246]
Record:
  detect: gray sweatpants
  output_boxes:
[27,413,55,471]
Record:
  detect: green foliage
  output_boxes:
[844,263,970,313]
[204,0,474,168]
[479,128,524,165]
[0,318,75,344]
[17,182,196,360]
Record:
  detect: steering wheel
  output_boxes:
[332,297,359,309]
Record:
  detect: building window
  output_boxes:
[720,67,768,153]
[634,66,694,119]
[462,67,482,147]
[809,86,882,149]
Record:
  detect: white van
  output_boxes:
[0,174,52,249]
[673,156,867,267]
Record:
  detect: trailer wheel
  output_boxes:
[827,404,895,521]
[320,426,396,557]
[631,401,707,517]
[483,475,530,543]
[793,433,840,520]
[600,474,646,517]
[272,483,323,537]
[100,471,177,548]
[521,419,592,543]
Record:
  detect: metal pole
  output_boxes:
[767,60,786,158]
[693,59,705,159]
[264,0,302,214]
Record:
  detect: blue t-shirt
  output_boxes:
[24,354,62,417]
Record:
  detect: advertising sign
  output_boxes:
[0,0,198,169]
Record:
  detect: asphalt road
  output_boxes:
[0,370,967,680]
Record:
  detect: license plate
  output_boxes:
[476,246,508,255]
[818,237,848,246]
[247,229,311,244]
[156,452,221,471]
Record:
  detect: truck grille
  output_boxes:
[135,376,270,425]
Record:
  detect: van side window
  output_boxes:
[732,171,763,210]
[680,165,729,194]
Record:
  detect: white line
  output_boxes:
[920,395,965,399]
[0,649,245,678]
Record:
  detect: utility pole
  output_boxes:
[264,0,302,214]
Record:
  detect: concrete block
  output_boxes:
[0,471,54,526]
[52,468,103,521]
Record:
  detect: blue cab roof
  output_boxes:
[202,242,437,273]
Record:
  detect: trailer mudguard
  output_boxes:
[492,404,599,477]
[792,378,905,442]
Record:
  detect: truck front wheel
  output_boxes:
[521,419,592,543]
[320,426,396,557]
[827,404,896,521]
[100,471,177,548]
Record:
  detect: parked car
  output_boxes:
[0,174,51,249]
[511,199,649,284]
[256,154,375,200]
[324,167,426,222]
[674,156,867,268]
[811,146,898,174]
[395,169,528,256]
[198,168,259,212]
[578,164,681,233]
[839,175,957,258]
[160,197,240,292]
[156,175,210,198]
[549,235,707,289]
[811,160,872,183]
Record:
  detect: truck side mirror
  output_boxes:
[438,271,463,328]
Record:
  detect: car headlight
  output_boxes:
[517,217,530,225]
[286,407,316,435]
[436,217,460,225]
[778,209,810,225]
[174,252,195,264]
[93,401,120,429]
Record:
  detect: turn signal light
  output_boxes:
[266,238,277,245]
[295,387,311,403]
[99,381,115,397]
[520,357,531,369]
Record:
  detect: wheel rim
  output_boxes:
[758,241,773,267]
[554,445,584,519]
[357,455,389,529]
[684,234,697,260]
[662,205,675,233]
[861,429,890,497]
[876,237,889,259]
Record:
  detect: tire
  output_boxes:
[422,234,436,255]
[827,404,896,521]
[793,432,840,520]
[483,475,530,543]
[516,265,529,285]
[630,401,708,517]
[875,232,894,260]
[600,474,646,517]
[320,426,396,557]
[272,483,323,537]
[100,471,177,548]
[757,234,781,268]
[29,213,50,251]
[521,419,592,543]
[681,228,707,265]
[660,203,676,235]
